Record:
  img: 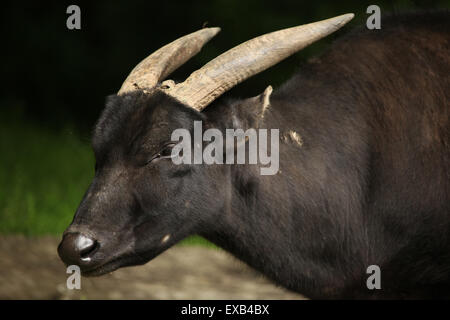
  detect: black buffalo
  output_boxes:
[58,12,449,299]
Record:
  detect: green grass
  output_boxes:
[0,110,213,247]
[0,114,93,235]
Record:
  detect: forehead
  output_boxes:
[92,92,198,160]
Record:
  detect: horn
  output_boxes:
[160,13,354,110]
[118,27,221,95]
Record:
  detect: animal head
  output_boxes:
[57,14,353,276]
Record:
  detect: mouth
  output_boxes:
[81,260,122,277]
[80,254,146,277]
[58,232,171,277]
[79,247,165,277]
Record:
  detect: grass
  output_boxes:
[0,109,213,247]
[0,114,93,235]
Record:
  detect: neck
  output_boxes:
[199,96,369,297]
[199,165,331,297]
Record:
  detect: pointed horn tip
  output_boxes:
[338,13,355,23]
[206,27,221,36]
[196,27,221,42]
[322,13,354,29]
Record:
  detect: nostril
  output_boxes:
[78,238,99,259]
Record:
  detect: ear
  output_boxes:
[253,85,273,120]
[231,85,273,129]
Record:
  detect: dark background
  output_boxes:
[2,0,449,132]
[0,1,449,236]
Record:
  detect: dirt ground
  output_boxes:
[0,235,305,299]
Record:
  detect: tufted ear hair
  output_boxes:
[231,85,273,130]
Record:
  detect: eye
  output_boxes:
[147,143,175,164]
[159,144,174,158]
